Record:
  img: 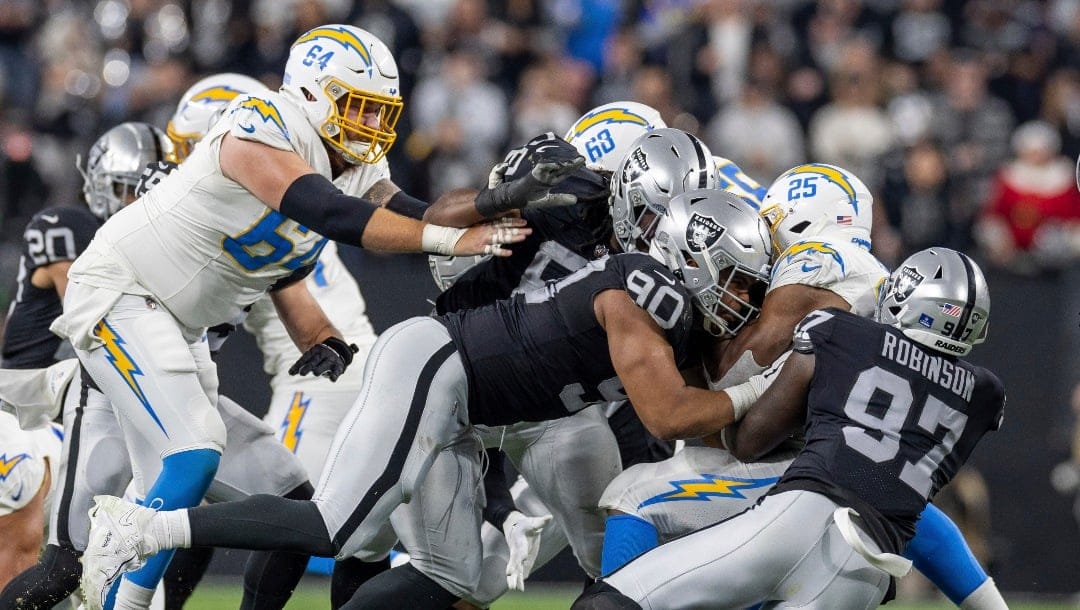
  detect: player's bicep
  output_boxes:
[219,133,318,210]
[730,350,814,461]
[597,289,682,429]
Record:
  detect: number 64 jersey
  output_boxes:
[439,252,695,427]
[53,91,330,348]
[772,308,1005,554]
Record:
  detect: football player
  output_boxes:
[597,164,1007,609]
[49,23,550,610]
[77,189,774,610]
[574,247,1005,609]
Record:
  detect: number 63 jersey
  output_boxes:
[439,252,694,427]
[774,308,1005,554]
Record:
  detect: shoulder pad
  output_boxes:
[229,94,294,151]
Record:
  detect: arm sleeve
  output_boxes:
[482,448,517,529]
[279,174,379,246]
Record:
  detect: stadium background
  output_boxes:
[0,0,1077,605]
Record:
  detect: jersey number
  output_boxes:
[842,366,968,499]
[626,269,684,329]
[559,376,626,413]
[223,211,324,272]
[583,129,615,163]
[26,227,75,266]
[302,45,334,70]
[787,176,817,201]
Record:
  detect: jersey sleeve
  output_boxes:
[791,309,840,354]
[22,207,99,272]
[0,446,46,517]
[614,254,695,353]
[228,94,297,152]
[769,240,851,293]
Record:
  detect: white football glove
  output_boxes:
[503,510,553,592]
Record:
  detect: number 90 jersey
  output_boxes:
[439,253,694,427]
[64,91,330,331]
[774,309,1005,553]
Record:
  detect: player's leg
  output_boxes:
[513,406,621,580]
[83,318,470,589]
[329,521,397,609]
[386,435,485,603]
[903,503,1007,609]
[598,446,794,574]
[78,296,225,608]
[0,375,132,608]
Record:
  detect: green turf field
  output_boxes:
[184,577,1078,609]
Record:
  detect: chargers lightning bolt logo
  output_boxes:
[639,474,780,507]
[189,85,246,106]
[778,240,846,274]
[567,108,652,141]
[0,453,29,481]
[236,97,290,141]
[94,321,168,435]
[783,164,860,212]
[280,392,310,453]
[293,26,373,68]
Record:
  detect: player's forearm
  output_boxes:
[633,387,737,441]
[422,188,487,227]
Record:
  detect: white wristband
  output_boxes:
[421,224,467,255]
[724,374,767,421]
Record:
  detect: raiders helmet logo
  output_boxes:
[892,266,924,303]
[686,213,725,252]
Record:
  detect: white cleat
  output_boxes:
[80,495,156,610]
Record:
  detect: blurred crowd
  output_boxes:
[1,0,1079,310]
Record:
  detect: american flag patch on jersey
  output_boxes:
[940,303,963,317]
[836,215,852,225]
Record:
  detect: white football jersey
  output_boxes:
[244,241,376,389]
[0,410,61,517]
[242,161,386,386]
[63,91,331,331]
[769,238,889,317]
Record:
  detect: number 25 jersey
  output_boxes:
[439,253,695,427]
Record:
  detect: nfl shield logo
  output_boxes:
[686,213,725,252]
[892,266,924,303]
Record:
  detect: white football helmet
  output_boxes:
[758,163,873,254]
[610,128,718,253]
[564,101,666,171]
[876,247,989,356]
[428,254,491,291]
[281,24,403,164]
[167,73,269,162]
[649,189,773,337]
[80,122,173,220]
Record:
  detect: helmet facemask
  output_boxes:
[319,78,403,165]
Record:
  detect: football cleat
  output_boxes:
[80,495,156,610]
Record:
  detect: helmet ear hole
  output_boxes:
[933,266,943,279]
[301,87,316,102]
[888,305,902,316]
[790,220,811,234]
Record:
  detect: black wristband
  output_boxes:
[280,174,379,246]
[321,336,358,366]
[385,190,430,220]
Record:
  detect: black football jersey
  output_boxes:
[771,308,1005,553]
[2,206,101,368]
[440,253,694,426]
[435,133,611,315]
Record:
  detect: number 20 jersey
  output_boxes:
[439,253,694,427]
[774,308,1005,553]
[63,91,330,331]
[2,206,100,368]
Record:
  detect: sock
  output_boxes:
[600,514,658,576]
[148,509,193,554]
[960,578,1008,610]
[903,503,988,604]
[113,579,155,610]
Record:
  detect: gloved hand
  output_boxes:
[475,134,585,217]
[288,337,358,381]
[503,510,553,592]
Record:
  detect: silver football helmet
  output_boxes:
[876,247,990,356]
[428,254,490,291]
[610,128,718,253]
[80,122,173,220]
[649,189,773,337]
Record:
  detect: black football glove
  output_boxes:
[474,133,585,217]
[288,337,358,381]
